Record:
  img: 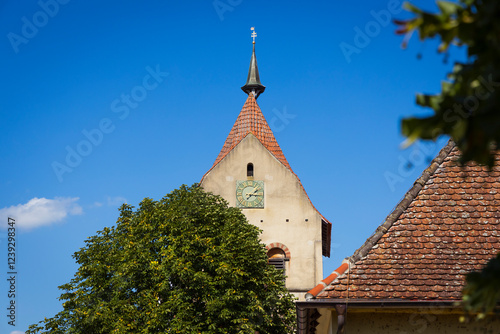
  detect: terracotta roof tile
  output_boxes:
[208,94,292,172]
[309,140,500,301]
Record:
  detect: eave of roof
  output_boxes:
[297,298,463,309]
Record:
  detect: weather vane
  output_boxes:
[251,27,257,44]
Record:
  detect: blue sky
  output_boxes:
[0,0,463,332]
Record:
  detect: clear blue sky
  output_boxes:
[0,0,463,332]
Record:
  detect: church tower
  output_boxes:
[200,28,331,299]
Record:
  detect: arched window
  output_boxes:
[247,163,254,177]
[267,248,286,272]
[266,243,290,275]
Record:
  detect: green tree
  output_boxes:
[462,253,500,319]
[396,0,500,166]
[396,0,500,318]
[27,184,296,333]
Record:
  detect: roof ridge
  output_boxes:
[306,139,456,299]
[347,139,455,264]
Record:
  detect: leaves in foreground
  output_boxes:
[396,0,500,166]
[462,253,500,319]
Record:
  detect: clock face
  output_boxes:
[236,180,264,208]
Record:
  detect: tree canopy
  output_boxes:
[27,184,296,333]
[396,0,500,318]
[397,0,500,166]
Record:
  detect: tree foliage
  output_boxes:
[396,0,500,318]
[27,184,296,333]
[396,0,500,166]
[462,253,500,319]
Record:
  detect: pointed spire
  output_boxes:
[241,27,266,99]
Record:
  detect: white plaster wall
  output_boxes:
[318,308,500,334]
[201,134,324,292]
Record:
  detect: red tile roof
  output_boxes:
[310,140,500,300]
[210,94,291,171]
[201,94,332,257]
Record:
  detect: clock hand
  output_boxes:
[246,188,259,199]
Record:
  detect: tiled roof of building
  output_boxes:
[309,140,500,300]
[210,94,291,172]
[201,94,332,257]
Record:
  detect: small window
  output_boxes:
[267,248,286,273]
[247,163,254,177]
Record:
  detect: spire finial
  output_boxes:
[241,27,266,99]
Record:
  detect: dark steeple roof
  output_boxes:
[241,38,266,98]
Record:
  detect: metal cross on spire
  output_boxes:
[251,27,257,44]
